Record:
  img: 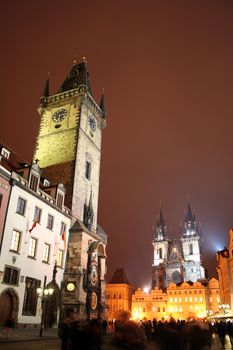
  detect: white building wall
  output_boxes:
[0,179,71,324]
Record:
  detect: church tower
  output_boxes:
[152,209,171,289]
[34,60,106,229]
[33,60,108,320]
[181,203,205,281]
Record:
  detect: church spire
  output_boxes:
[155,208,167,241]
[183,202,198,236]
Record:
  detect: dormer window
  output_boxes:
[29,173,39,192]
[1,147,10,159]
[29,163,41,192]
[57,193,64,209]
[56,184,66,210]
[43,179,50,187]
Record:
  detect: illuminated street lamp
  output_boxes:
[37,276,54,337]
[218,303,230,314]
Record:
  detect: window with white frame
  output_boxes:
[10,230,21,252]
[60,222,66,235]
[16,197,26,215]
[34,206,42,223]
[28,237,37,258]
[47,214,54,230]
[42,243,50,263]
[57,249,63,267]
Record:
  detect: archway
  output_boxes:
[0,288,19,326]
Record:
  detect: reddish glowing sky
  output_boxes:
[1,1,233,287]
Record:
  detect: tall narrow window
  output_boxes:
[34,206,42,224]
[57,249,63,267]
[22,277,40,316]
[60,222,67,235]
[10,230,21,252]
[16,197,26,215]
[85,161,91,180]
[42,243,50,263]
[57,193,64,209]
[159,248,163,259]
[47,214,54,230]
[28,237,37,258]
[29,174,39,192]
[189,244,193,255]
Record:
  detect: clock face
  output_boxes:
[66,282,75,292]
[91,292,98,310]
[88,115,96,132]
[52,108,67,123]
[90,265,98,285]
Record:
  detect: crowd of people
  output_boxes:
[58,310,233,350]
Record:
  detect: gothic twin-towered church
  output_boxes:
[152,204,206,290]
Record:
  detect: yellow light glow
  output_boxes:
[132,311,142,320]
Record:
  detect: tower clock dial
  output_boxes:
[66,282,76,292]
[88,115,96,132]
[52,108,67,123]
[90,265,98,285]
[91,292,98,310]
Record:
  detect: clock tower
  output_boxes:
[34,60,106,229]
[33,60,108,319]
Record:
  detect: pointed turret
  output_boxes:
[155,208,166,241]
[83,190,94,230]
[100,90,107,118]
[43,78,50,97]
[59,60,92,94]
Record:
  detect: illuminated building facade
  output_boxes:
[33,60,108,320]
[152,204,205,290]
[131,278,220,321]
[106,269,136,320]
[216,228,233,307]
[0,145,71,326]
[132,287,167,321]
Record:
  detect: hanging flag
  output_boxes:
[61,226,66,249]
[29,210,40,233]
[54,233,58,257]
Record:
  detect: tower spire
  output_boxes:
[155,207,166,241]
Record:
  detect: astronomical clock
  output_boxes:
[86,248,101,319]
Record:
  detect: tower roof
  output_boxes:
[109,268,130,284]
[157,208,166,228]
[154,207,167,241]
[185,203,195,223]
[183,202,199,236]
[59,61,92,94]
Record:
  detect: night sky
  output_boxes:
[1,1,233,287]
